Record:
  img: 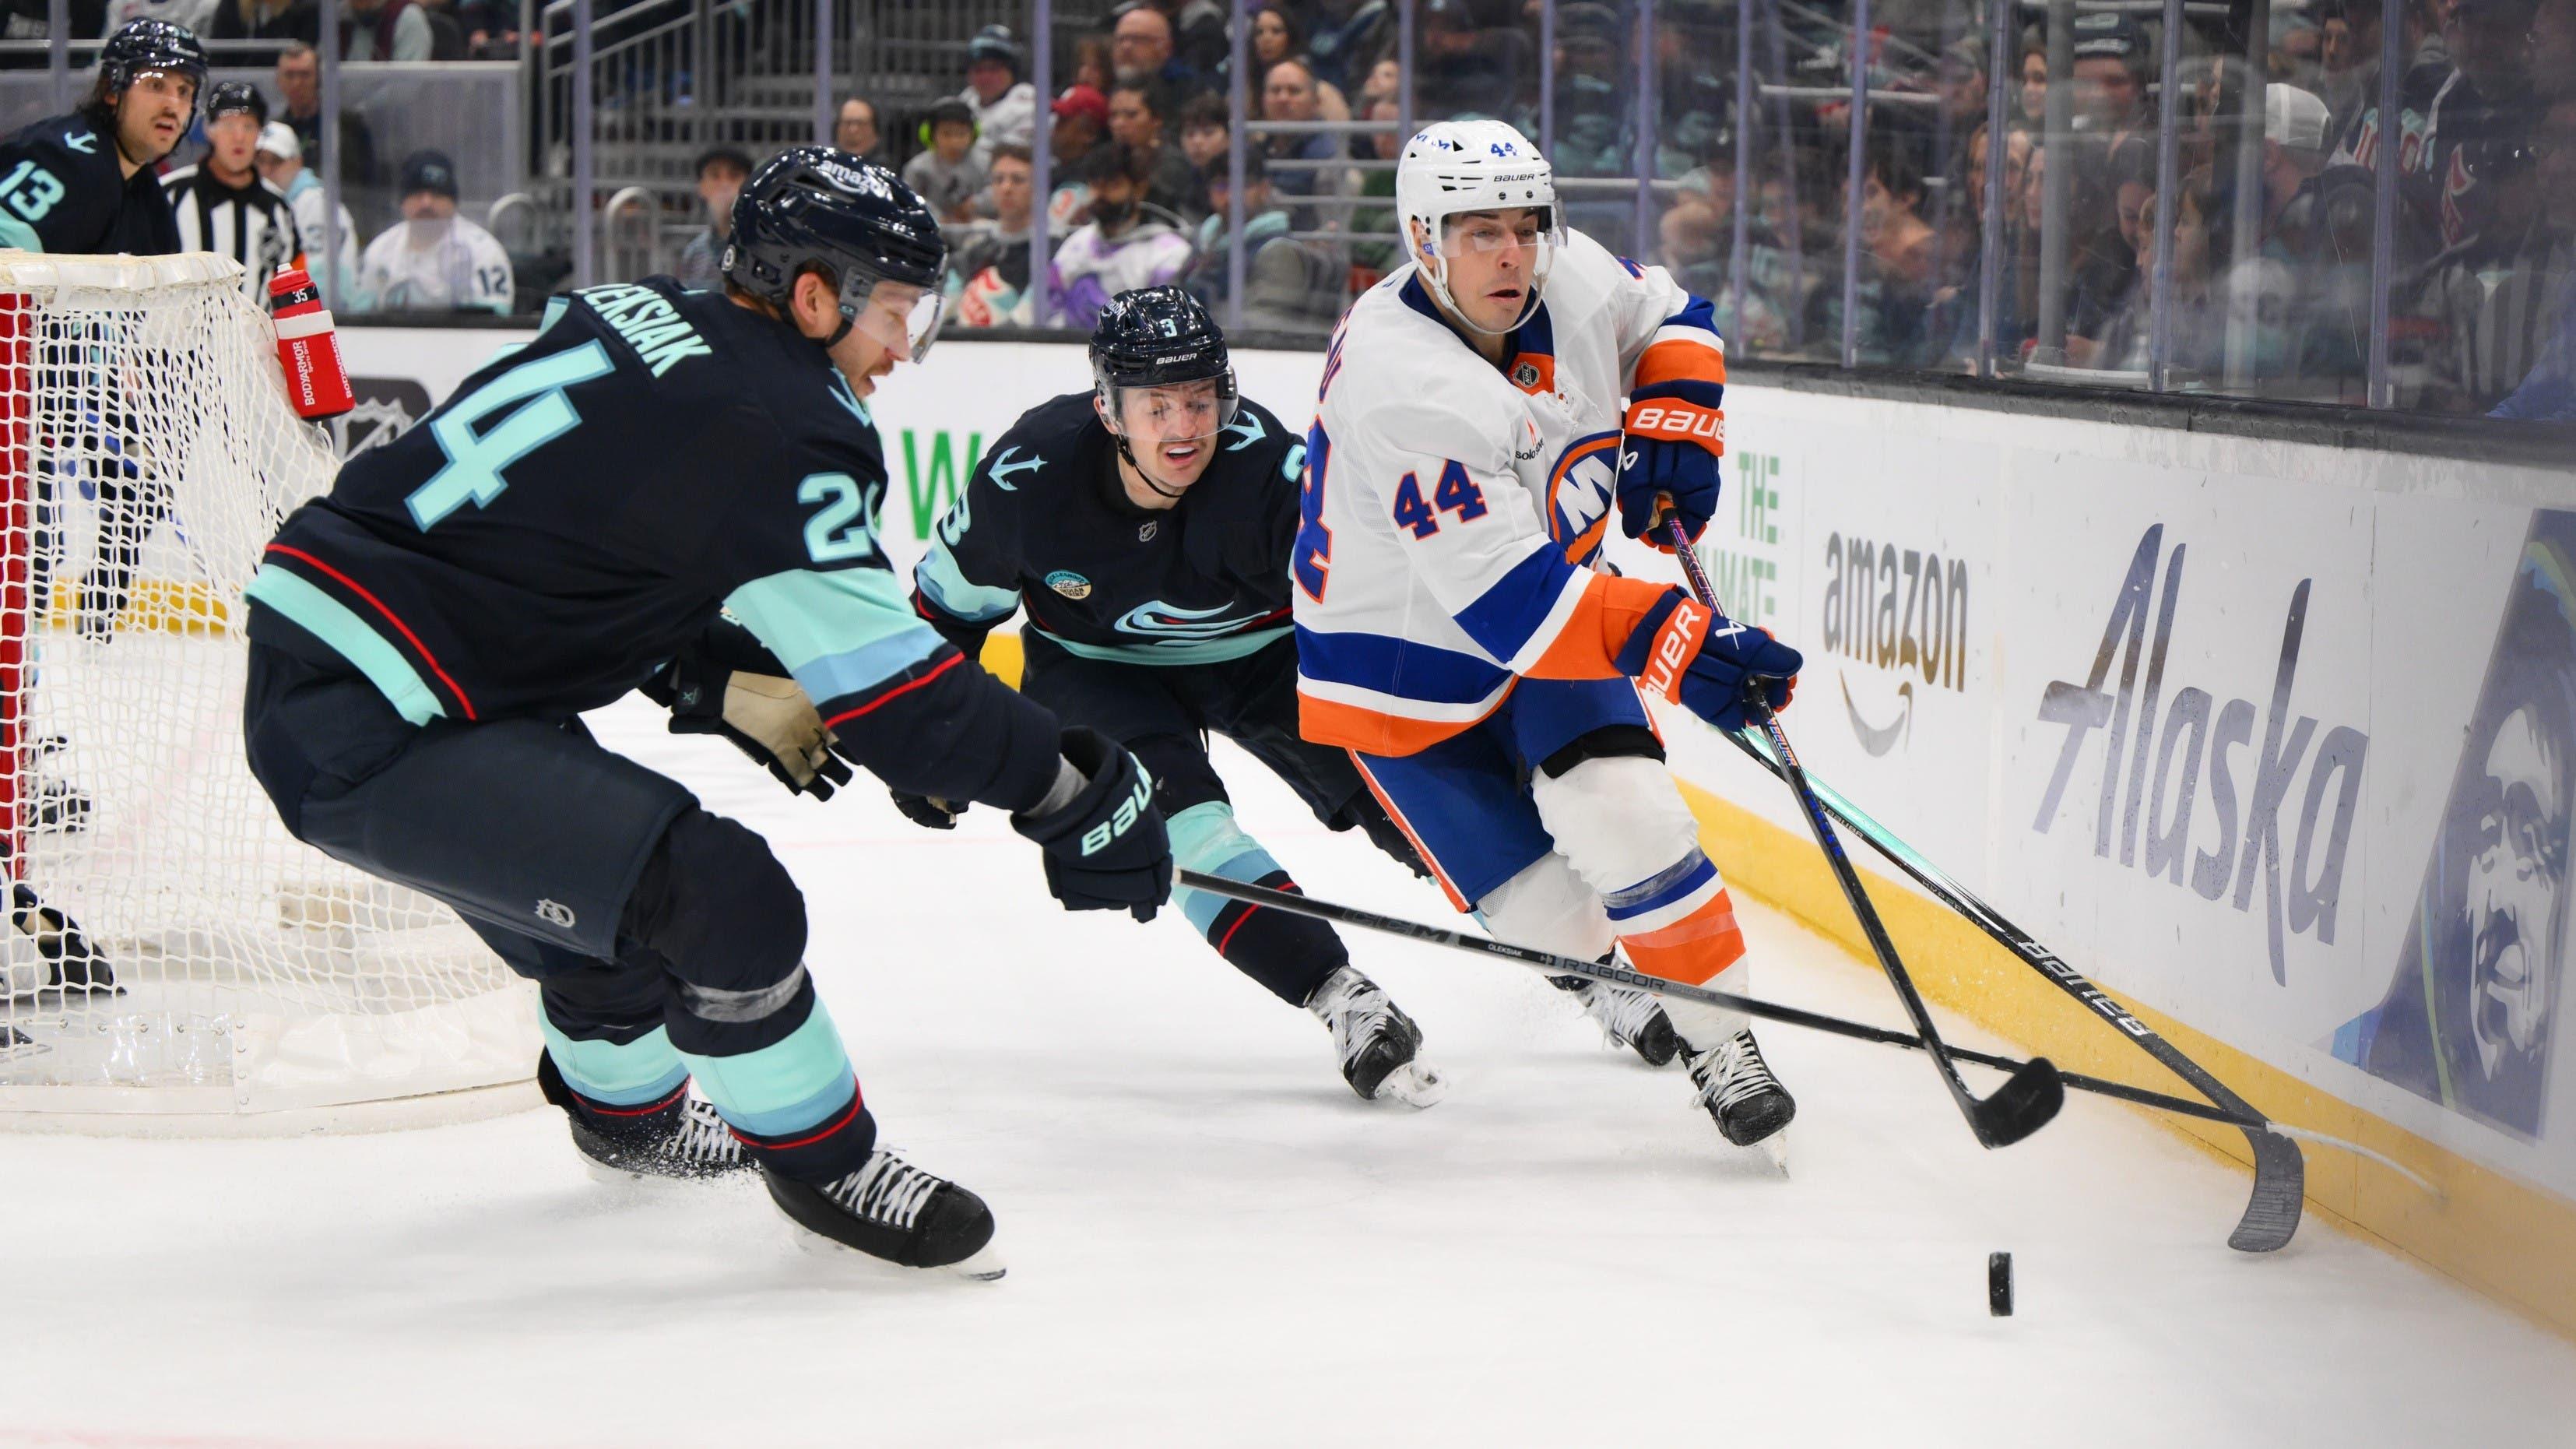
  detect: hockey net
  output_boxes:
[0,254,532,1126]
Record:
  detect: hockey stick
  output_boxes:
[1178,870,2280,1131]
[1661,517,2062,1149]
[1656,525,2301,1250]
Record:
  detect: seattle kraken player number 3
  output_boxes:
[241,149,1175,1278]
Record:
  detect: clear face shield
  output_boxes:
[1100,372,1242,496]
[841,271,947,363]
[1424,206,1562,334]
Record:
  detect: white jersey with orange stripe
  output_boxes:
[1291,227,1729,758]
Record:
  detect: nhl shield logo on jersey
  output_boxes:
[535,899,577,929]
[1511,360,1541,389]
[1046,570,1093,600]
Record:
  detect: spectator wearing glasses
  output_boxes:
[355,149,512,315]
[835,96,886,165]
[949,142,1039,329]
[1110,5,1210,107]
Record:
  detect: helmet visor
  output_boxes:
[1104,375,1240,445]
[843,273,947,363]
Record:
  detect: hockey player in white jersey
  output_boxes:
[1292,120,1803,1147]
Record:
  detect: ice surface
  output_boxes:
[5,700,2571,1448]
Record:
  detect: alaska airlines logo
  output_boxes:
[988,447,1043,490]
[1114,600,1271,643]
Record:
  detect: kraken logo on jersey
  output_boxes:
[1115,600,1272,645]
[988,446,1044,490]
[1221,411,1267,451]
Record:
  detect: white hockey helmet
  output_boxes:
[1394,118,1564,334]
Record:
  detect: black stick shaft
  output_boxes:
[1176,870,2255,1130]
[1664,519,2058,1148]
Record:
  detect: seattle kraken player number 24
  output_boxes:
[240,149,1173,1278]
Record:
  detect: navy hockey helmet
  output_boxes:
[204,79,266,126]
[98,18,208,103]
[723,145,948,360]
[1088,286,1239,441]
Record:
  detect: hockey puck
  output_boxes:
[1987,1251,2014,1317]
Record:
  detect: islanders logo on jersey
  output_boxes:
[1543,430,1623,566]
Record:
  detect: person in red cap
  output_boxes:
[1046,83,1112,228]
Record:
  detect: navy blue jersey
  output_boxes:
[911,390,1306,666]
[0,109,180,256]
[247,277,1062,810]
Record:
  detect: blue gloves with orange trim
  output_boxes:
[1615,380,1727,550]
[1613,588,1802,733]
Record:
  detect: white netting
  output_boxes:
[0,254,533,1122]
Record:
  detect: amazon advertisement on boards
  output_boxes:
[338,325,2576,1205]
[1610,389,2576,1208]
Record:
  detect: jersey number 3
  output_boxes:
[406,341,616,530]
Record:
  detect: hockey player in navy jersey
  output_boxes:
[241,148,1172,1278]
[907,287,1683,1104]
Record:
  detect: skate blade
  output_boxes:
[1372,1060,1448,1110]
[789,1222,1008,1282]
[1755,1129,1790,1177]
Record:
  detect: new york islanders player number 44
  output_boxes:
[1292,119,1807,1149]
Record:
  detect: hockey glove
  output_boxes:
[890,789,968,829]
[647,621,854,801]
[1615,385,1726,550]
[1614,587,1802,733]
[1011,727,1172,922]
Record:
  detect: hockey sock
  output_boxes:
[1169,801,1348,1005]
[1605,851,1746,988]
[539,1018,691,1134]
[673,993,877,1183]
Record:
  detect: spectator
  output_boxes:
[1108,79,1207,220]
[2534,0,2575,102]
[835,95,884,164]
[1249,5,1351,121]
[2417,109,2573,408]
[2068,13,2155,162]
[1260,58,1353,230]
[1048,142,1194,329]
[453,0,518,56]
[1178,92,1230,174]
[2490,100,2576,418]
[254,121,359,304]
[903,98,987,230]
[673,146,750,292]
[1173,0,1231,79]
[1851,137,1952,366]
[1071,34,1116,95]
[2318,0,2387,139]
[1193,147,1292,308]
[2254,85,2335,259]
[340,0,431,62]
[949,142,1038,328]
[104,0,216,33]
[2015,28,2049,132]
[1047,83,1112,228]
[1414,0,1528,118]
[1356,56,1402,115]
[1551,3,1630,181]
[2095,176,2225,375]
[1306,0,1396,99]
[2272,12,2327,90]
[1661,196,1791,351]
[355,149,511,314]
[206,0,316,51]
[960,25,1035,167]
[276,43,375,193]
[2333,0,2539,253]
[1348,95,1404,273]
[1110,5,1207,104]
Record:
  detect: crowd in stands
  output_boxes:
[9,0,522,61]
[794,0,2565,418]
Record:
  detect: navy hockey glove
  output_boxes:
[890,789,967,829]
[1614,588,1801,733]
[1615,383,1726,550]
[1011,727,1172,922]
[646,620,854,801]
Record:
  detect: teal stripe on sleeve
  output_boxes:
[0,214,42,252]
[915,535,1020,624]
[242,564,448,725]
[725,565,951,705]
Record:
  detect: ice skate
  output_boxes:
[537,1053,756,1183]
[1550,972,1680,1067]
[1686,1029,1796,1147]
[764,1148,1005,1279]
[1306,965,1445,1106]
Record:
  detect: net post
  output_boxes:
[0,290,25,881]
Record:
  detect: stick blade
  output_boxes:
[2226,1128,2306,1253]
[1972,1057,2065,1148]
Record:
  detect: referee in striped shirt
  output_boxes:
[162,79,304,303]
